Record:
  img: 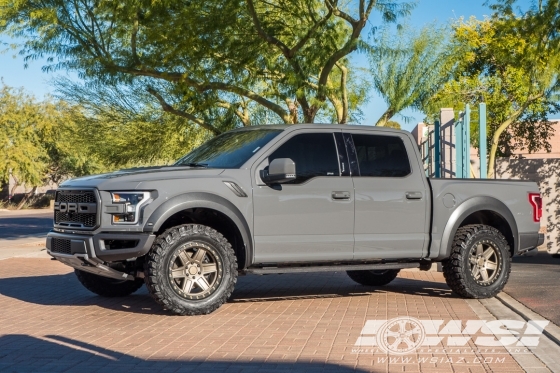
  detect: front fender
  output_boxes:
[434,196,518,260]
[143,192,253,268]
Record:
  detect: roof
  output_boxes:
[230,123,406,134]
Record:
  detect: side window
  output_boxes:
[269,133,340,184]
[351,134,411,177]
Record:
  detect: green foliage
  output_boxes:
[384,120,401,129]
[423,11,560,177]
[0,0,413,130]
[369,24,459,126]
[0,84,103,190]
[0,85,46,187]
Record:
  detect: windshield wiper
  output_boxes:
[186,162,209,168]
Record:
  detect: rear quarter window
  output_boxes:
[351,134,411,177]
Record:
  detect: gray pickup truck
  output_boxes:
[46,125,544,315]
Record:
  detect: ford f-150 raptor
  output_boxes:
[46,124,544,315]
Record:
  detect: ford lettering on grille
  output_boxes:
[54,190,98,228]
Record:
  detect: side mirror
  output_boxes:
[260,158,296,184]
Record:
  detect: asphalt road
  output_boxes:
[0,210,53,240]
[505,250,560,326]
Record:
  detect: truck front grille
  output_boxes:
[54,190,98,229]
[51,238,72,254]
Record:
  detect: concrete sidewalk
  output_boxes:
[0,257,558,373]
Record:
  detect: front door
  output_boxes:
[251,130,355,264]
[344,131,429,260]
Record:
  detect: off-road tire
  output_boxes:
[75,269,144,297]
[346,269,400,286]
[144,224,237,316]
[442,224,511,298]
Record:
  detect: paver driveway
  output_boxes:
[0,258,528,372]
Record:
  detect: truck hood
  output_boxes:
[59,166,225,190]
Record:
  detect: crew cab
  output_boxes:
[46,125,544,315]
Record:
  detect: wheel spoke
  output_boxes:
[486,261,498,270]
[389,338,402,350]
[476,244,484,256]
[182,278,194,293]
[398,320,407,333]
[469,256,478,264]
[402,337,415,349]
[480,268,489,281]
[171,268,186,279]
[193,248,206,263]
[483,247,494,259]
[201,263,217,274]
[196,276,210,291]
[386,330,401,337]
[178,251,190,266]
[472,266,480,279]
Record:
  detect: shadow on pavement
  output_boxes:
[512,250,560,265]
[0,271,455,315]
[0,216,52,240]
[0,334,373,373]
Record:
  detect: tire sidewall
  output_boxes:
[157,233,234,312]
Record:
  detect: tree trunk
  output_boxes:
[16,186,38,210]
[375,109,394,126]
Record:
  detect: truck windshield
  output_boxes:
[174,129,282,168]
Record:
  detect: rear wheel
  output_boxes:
[75,269,144,297]
[347,269,400,286]
[442,224,511,298]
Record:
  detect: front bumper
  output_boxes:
[46,230,155,279]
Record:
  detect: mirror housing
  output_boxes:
[260,158,296,184]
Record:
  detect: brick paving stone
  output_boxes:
[0,258,530,373]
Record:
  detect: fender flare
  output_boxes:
[143,192,253,269]
[435,196,518,260]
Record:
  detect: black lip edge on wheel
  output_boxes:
[167,241,223,301]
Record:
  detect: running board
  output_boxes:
[246,262,420,274]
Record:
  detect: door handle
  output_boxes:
[332,191,351,200]
[406,192,423,200]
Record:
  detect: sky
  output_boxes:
[0,0,531,132]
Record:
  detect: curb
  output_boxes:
[497,292,560,347]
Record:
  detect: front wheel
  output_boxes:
[347,269,400,286]
[144,224,237,316]
[442,224,511,298]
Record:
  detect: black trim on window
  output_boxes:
[342,133,360,176]
[334,132,350,177]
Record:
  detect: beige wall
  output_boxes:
[496,158,558,253]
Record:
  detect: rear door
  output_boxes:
[251,130,355,263]
[344,131,429,259]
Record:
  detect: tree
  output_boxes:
[0,0,412,132]
[369,25,459,126]
[0,85,47,202]
[384,120,401,129]
[0,84,104,207]
[423,14,560,178]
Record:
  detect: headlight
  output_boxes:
[109,191,151,224]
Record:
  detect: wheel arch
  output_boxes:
[436,197,518,260]
[144,192,253,269]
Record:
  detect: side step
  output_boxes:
[246,262,420,275]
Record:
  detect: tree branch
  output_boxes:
[246,0,291,56]
[116,66,291,123]
[146,86,221,135]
